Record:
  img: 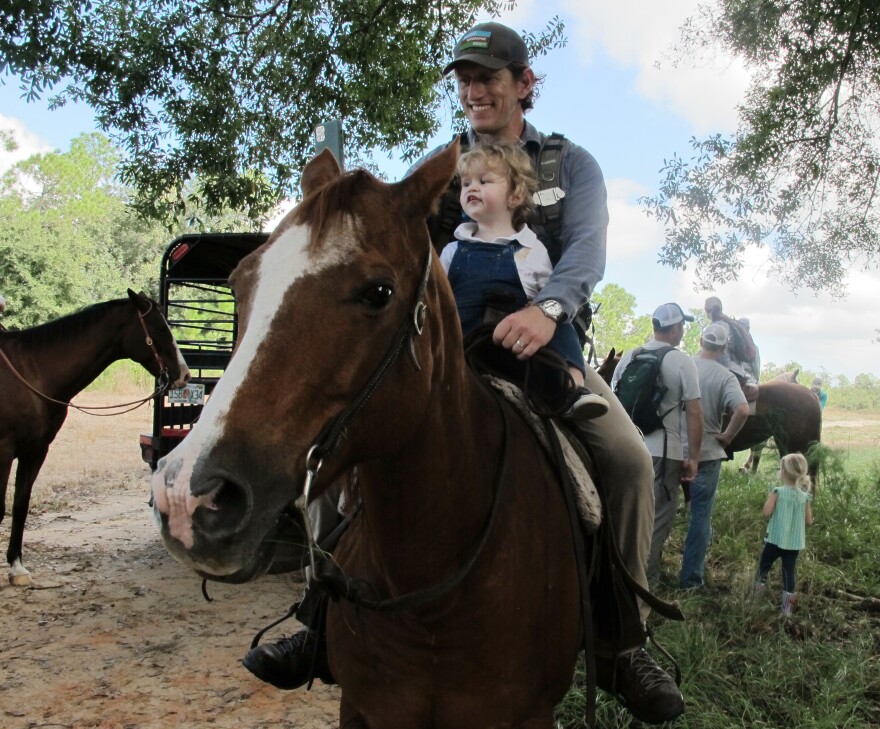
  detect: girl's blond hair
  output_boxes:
[780,453,812,492]
[457,143,538,231]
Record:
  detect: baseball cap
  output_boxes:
[738,316,750,329]
[443,22,529,76]
[702,323,728,347]
[652,302,695,327]
[811,377,822,387]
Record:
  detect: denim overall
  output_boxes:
[447,241,585,376]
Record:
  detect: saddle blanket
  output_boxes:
[485,376,602,532]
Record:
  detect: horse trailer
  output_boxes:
[139,232,268,470]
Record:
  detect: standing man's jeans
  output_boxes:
[646,456,684,589]
[679,459,723,589]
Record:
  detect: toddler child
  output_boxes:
[439,142,607,421]
[755,452,814,616]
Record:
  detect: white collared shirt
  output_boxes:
[439,222,553,300]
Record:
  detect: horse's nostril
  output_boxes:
[192,477,251,538]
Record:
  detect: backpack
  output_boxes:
[721,315,756,363]
[614,345,675,434]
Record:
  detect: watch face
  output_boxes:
[540,300,564,321]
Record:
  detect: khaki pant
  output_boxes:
[579,366,655,624]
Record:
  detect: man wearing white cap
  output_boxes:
[678,323,749,589]
[613,303,703,588]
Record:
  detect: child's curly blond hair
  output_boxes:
[457,142,538,231]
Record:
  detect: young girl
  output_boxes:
[439,143,608,421]
[755,453,814,616]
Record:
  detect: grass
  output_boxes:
[556,429,880,728]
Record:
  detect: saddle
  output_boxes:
[484,374,601,531]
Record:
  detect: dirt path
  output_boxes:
[0,394,340,729]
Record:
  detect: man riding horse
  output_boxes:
[244,22,684,725]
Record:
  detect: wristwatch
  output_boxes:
[536,299,566,323]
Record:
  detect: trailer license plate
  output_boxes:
[168,383,205,404]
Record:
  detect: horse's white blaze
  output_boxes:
[152,217,361,553]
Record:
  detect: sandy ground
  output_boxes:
[0,393,340,729]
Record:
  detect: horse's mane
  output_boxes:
[292,169,385,250]
[11,299,127,352]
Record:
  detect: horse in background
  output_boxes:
[740,369,799,473]
[728,374,822,479]
[0,290,190,585]
[151,144,592,727]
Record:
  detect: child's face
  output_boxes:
[459,161,516,224]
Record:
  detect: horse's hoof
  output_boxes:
[9,572,33,587]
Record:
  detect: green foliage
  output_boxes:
[0,1,564,226]
[641,1,880,295]
[591,283,652,358]
[556,447,880,727]
[0,132,170,326]
[591,284,706,360]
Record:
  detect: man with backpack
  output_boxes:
[613,303,703,588]
[244,22,687,724]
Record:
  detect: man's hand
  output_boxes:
[492,305,557,360]
[681,458,697,483]
[715,431,733,450]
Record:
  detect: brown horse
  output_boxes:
[598,350,821,472]
[151,144,587,727]
[727,380,822,475]
[0,290,190,585]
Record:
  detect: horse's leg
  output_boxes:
[750,442,764,473]
[7,449,49,586]
[0,453,12,524]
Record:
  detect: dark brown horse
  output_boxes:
[0,290,190,585]
[598,350,822,472]
[151,144,586,727]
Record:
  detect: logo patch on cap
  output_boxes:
[459,30,491,51]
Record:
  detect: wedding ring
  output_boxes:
[515,340,526,348]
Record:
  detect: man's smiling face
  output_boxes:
[454,62,533,140]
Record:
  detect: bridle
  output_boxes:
[135,299,172,392]
[298,243,511,613]
[0,299,173,415]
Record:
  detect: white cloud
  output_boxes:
[606,178,665,262]
[679,253,880,379]
[560,0,751,134]
[0,115,51,173]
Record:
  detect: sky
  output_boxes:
[1,0,879,382]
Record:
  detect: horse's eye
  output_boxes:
[359,284,393,308]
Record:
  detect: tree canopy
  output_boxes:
[1,1,563,226]
[642,0,880,295]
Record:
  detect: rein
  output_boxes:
[298,245,511,613]
[309,393,510,613]
[0,301,171,416]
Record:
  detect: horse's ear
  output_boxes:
[301,149,341,197]
[127,288,149,313]
[396,138,459,217]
